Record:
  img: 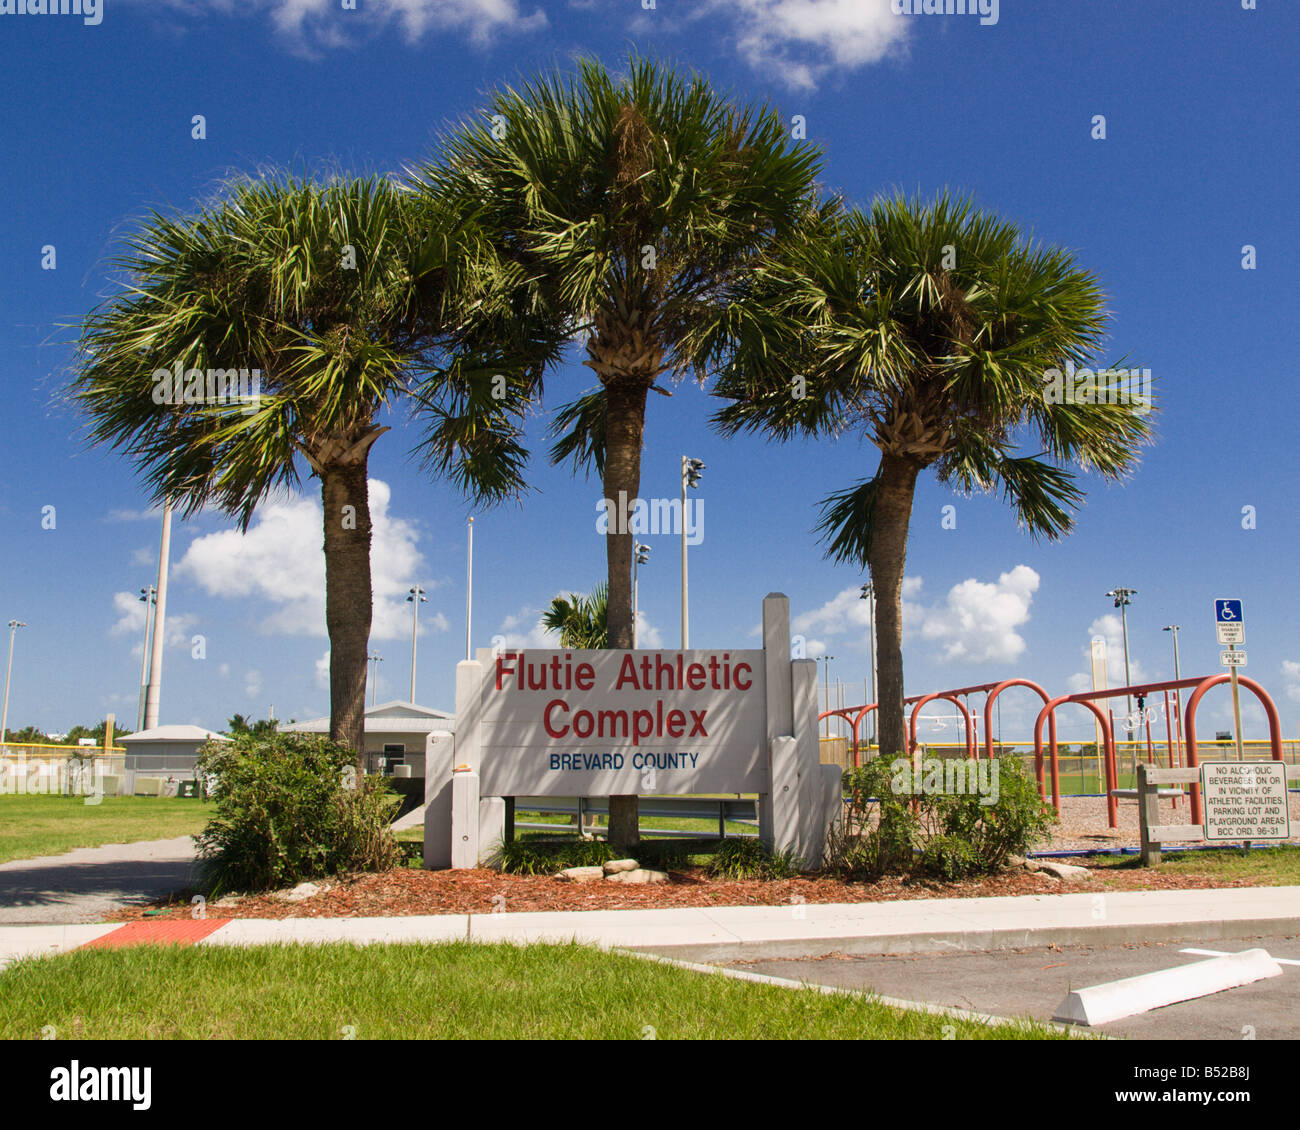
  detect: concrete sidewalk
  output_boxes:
[3,886,1298,970]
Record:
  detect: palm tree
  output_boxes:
[72,174,523,764]
[714,193,1155,761]
[541,584,609,650]
[412,54,824,846]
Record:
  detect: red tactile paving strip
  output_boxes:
[81,918,231,949]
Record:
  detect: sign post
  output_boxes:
[1215,600,1245,763]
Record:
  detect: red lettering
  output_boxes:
[689,710,708,737]
[734,663,752,690]
[666,709,686,738]
[543,699,569,738]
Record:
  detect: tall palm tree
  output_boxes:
[541,584,609,649]
[714,193,1156,761]
[72,174,523,764]
[412,54,824,846]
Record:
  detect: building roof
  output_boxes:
[280,700,454,735]
[120,725,230,744]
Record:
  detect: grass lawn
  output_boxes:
[0,940,1067,1040]
[0,793,209,865]
[1085,843,1300,884]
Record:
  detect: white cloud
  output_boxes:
[174,479,436,641]
[314,650,331,691]
[1283,660,1300,704]
[706,0,908,90]
[244,669,264,700]
[492,602,664,650]
[793,567,1037,665]
[264,0,546,51]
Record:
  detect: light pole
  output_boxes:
[2,620,27,753]
[680,456,704,648]
[860,583,877,749]
[465,517,474,661]
[818,654,835,739]
[632,543,650,649]
[143,499,173,731]
[368,652,382,707]
[406,585,426,702]
[1163,624,1183,761]
[136,586,156,731]
[1107,587,1137,773]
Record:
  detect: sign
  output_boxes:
[476,649,766,795]
[1220,650,1247,667]
[1201,762,1291,842]
[1215,599,1244,645]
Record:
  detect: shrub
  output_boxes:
[496,838,617,875]
[827,753,1056,881]
[705,837,802,880]
[194,733,399,893]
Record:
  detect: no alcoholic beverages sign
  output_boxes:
[1200,762,1291,842]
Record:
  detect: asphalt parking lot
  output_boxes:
[724,932,1300,1040]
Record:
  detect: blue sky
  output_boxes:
[1,0,1297,744]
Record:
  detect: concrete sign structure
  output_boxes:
[424,593,841,870]
[1200,761,1291,842]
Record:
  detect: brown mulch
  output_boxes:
[105,860,1265,924]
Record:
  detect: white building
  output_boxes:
[119,724,230,776]
[281,700,454,776]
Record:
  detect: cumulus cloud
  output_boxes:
[244,669,264,700]
[1066,613,1149,695]
[252,0,545,52]
[174,479,442,641]
[704,0,908,90]
[1283,660,1300,704]
[794,567,1038,665]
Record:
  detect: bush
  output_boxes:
[496,838,617,875]
[194,733,399,893]
[705,837,801,880]
[827,753,1056,881]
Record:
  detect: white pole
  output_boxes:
[633,555,639,650]
[465,517,474,661]
[680,456,688,649]
[143,500,173,731]
[408,586,424,703]
[136,587,155,732]
[1,620,26,752]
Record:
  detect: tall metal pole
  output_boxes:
[1163,625,1182,766]
[368,653,382,707]
[861,583,877,749]
[680,457,688,649]
[407,585,426,703]
[136,586,156,731]
[1108,587,1137,775]
[143,500,173,731]
[465,517,474,661]
[1,620,27,752]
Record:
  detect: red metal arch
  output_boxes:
[1182,674,1283,824]
[1032,696,1119,823]
[980,679,1052,760]
[908,693,976,760]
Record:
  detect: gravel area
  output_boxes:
[1042,791,1300,852]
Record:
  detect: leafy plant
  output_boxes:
[193,732,399,893]
[705,837,802,880]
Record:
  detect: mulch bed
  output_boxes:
[106,860,1264,923]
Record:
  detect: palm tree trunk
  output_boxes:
[866,453,920,762]
[603,380,649,849]
[321,458,373,771]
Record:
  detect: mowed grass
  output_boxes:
[1086,843,1300,883]
[0,793,208,865]
[0,941,1066,1040]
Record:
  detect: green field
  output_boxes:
[0,940,1068,1040]
[1087,844,1300,884]
[0,793,208,865]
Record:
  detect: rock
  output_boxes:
[280,881,323,902]
[602,858,640,875]
[1006,854,1027,869]
[213,895,243,908]
[605,868,668,885]
[554,866,605,883]
[1034,859,1093,881]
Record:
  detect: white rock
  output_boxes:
[281,881,322,902]
[1033,859,1093,881]
[213,895,243,908]
[603,858,640,875]
[554,866,605,883]
[605,868,668,885]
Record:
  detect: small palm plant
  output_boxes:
[541,584,609,650]
[714,192,1156,760]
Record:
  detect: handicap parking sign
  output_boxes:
[1215,599,1243,623]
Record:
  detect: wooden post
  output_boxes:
[1139,762,1162,866]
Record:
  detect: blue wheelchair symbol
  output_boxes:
[1216,599,1243,623]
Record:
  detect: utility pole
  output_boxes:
[860,583,877,749]
[1162,624,1182,763]
[465,517,474,661]
[136,586,156,731]
[368,652,382,708]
